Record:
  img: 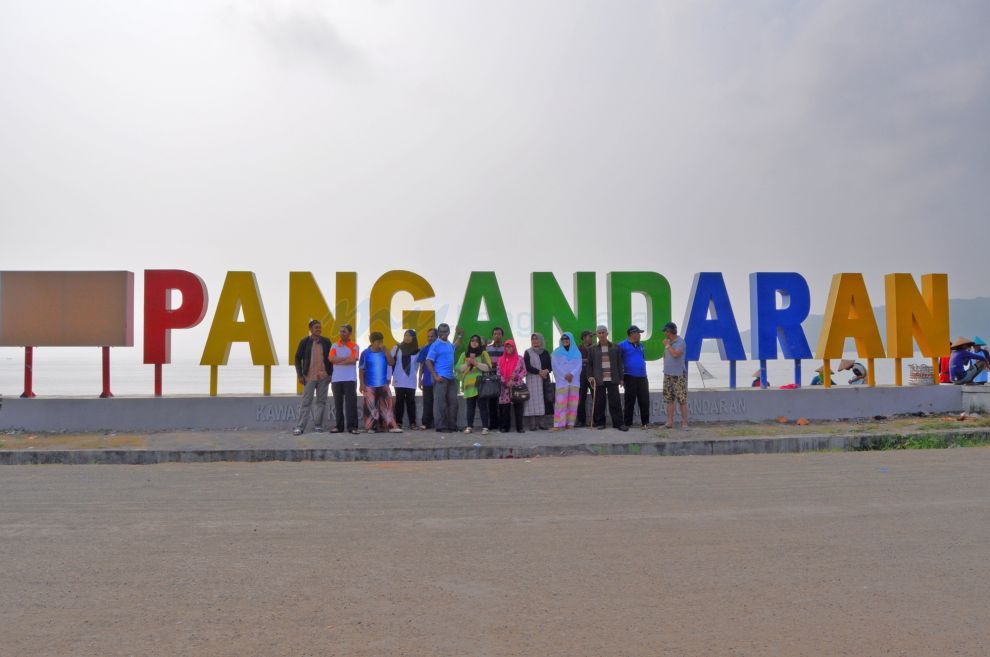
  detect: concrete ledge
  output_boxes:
[0,386,964,432]
[962,386,990,413]
[2,429,986,465]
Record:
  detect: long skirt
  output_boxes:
[553,383,580,428]
[362,385,398,431]
[523,373,545,417]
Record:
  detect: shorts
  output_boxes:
[663,374,687,404]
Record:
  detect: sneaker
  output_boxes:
[464,427,473,434]
[617,426,629,432]
[481,427,489,435]
[349,429,360,435]
[292,427,303,436]
[417,425,427,430]
[330,428,342,434]
[388,427,403,433]
[596,425,607,430]
[314,426,325,433]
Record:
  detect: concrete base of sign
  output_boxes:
[0,385,964,433]
[962,386,990,413]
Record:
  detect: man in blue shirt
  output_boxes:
[417,328,438,429]
[949,337,989,385]
[619,325,650,428]
[425,323,458,432]
[359,331,402,433]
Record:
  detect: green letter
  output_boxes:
[531,272,596,342]
[608,272,671,360]
[457,272,513,346]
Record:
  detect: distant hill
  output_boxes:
[701,297,990,355]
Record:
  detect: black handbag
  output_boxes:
[510,384,530,402]
[543,379,556,406]
[477,372,501,400]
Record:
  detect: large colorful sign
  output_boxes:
[0,270,951,397]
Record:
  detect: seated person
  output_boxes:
[810,365,835,386]
[950,337,988,385]
[838,359,867,385]
[751,369,769,388]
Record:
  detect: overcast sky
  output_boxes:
[1,0,987,360]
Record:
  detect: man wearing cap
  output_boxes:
[618,325,650,428]
[949,336,988,385]
[837,359,867,385]
[587,325,627,432]
[329,323,360,434]
[661,321,688,430]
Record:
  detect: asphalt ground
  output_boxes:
[2,450,989,656]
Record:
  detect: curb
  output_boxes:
[3,430,988,465]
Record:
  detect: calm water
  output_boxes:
[0,348,936,397]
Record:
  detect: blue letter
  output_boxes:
[682,273,746,361]
[749,272,813,360]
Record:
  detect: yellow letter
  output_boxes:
[288,271,357,360]
[369,270,435,350]
[200,272,278,366]
[885,273,950,358]
[815,273,885,359]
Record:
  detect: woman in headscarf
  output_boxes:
[497,339,527,433]
[456,334,493,434]
[524,333,553,430]
[550,332,582,430]
[389,329,420,429]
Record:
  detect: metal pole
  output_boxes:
[100,346,113,398]
[154,363,163,397]
[21,346,36,398]
[759,359,768,389]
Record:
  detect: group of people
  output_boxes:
[940,336,989,385]
[292,320,692,436]
[807,359,868,387]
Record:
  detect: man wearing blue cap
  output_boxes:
[618,325,650,428]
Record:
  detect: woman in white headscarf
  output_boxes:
[550,332,582,430]
[524,333,552,430]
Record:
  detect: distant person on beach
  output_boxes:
[359,332,402,433]
[576,330,594,427]
[973,337,989,385]
[497,339,527,433]
[810,366,834,386]
[417,328,438,430]
[425,323,458,432]
[550,332,582,431]
[949,336,988,385]
[390,329,420,429]
[662,321,688,430]
[619,325,650,429]
[456,334,492,434]
[524,333,553,431]
[751,369,768,387]
[329,323,360,434]
[292,319,333,436]
[588,325,627,432]
[838,359,867,385]
[485,327,507,433]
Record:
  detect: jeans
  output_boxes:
[593,381,624,428]
[954,361,988,385]
[465,396,490,429]
[421,385,435,428]
[331,380,358,431]
[623,375,650,426]
[499,401,525,432]
[393,387,417,427]
[295,377,330,432]
[434,377,459,431]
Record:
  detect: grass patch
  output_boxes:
[855,433,990,451]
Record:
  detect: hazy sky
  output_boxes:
[1,0,987,360]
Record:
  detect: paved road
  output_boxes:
[2,450,989,656]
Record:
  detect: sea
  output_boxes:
[0,348,938,397]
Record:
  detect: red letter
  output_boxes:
[143,270,208,364]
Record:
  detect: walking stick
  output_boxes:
[589,378,597,427]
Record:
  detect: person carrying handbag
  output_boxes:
[497,339,527,433]
[456,334,493,434]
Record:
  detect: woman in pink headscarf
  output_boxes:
[497,339,527,433]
